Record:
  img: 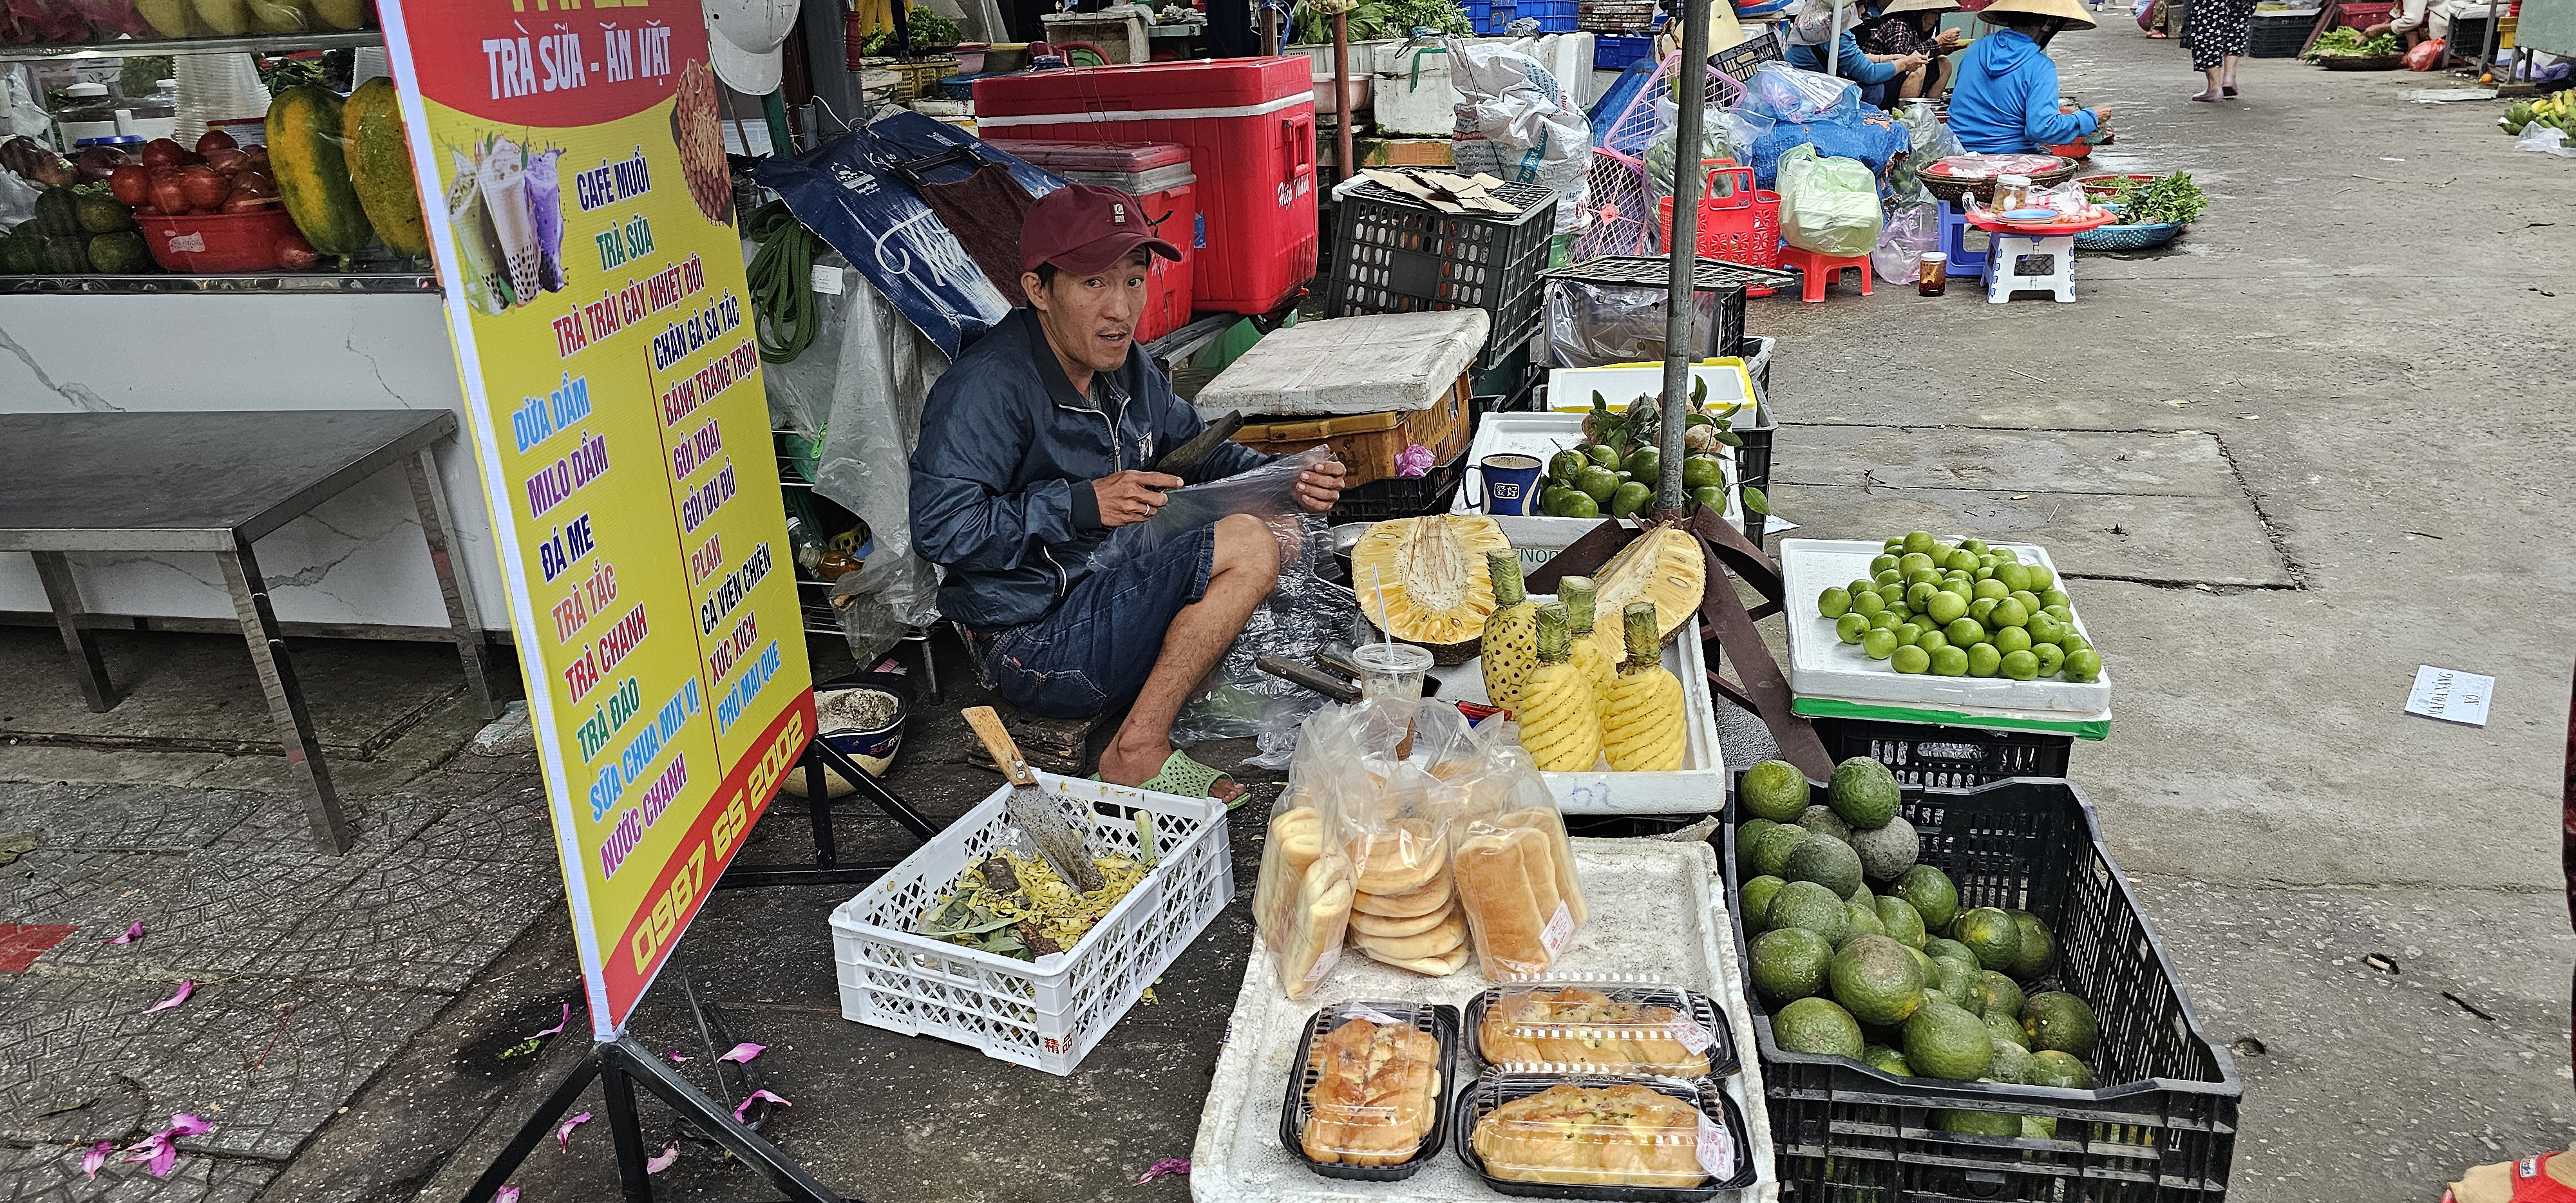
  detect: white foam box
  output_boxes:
[1450,410,1744,527]
[1188,837,1777,1203]
[1421,514,1727,816]
[1780,538,2114,716]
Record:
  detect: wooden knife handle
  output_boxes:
[961,706,1039,787]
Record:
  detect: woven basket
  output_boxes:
[2315,52,2405,68]
[2073,221,2184,251]
[1922,156,2080,206]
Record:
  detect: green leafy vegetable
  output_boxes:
[2306,26,2400,57]
[2115,172,2208,226]
[1293,0,1470,48]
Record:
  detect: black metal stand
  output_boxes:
[717,737,942,890]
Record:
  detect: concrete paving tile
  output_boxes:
[0,1141,276,1202]
[1774,425,2244,497]
[18,848,373,983]
[3,783,269,853]
[264,857,561,994]
[398,779,561,866]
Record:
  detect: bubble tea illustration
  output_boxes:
[525,147,568,294]
[478,136,542,305]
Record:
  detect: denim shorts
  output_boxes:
[968,525,1217,719]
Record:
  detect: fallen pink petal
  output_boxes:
[166,1113,211,1138]
[143,980,194,1014]
[645,1139,679,1174]
[554,1110,592,1150]
[1136,1158,1190,1184]
[80,1141,109,1180]
[122,1132,176,1179]
[534,1002,570,1039]
[496,1189,520,1203]
[108,922,144,945]
[665,1050,692,1063]
[733,1088,791,1123]
[715,1041,764,1065]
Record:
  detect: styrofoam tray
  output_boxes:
[1781,538,2114,715]
[1432,613,1724,815]
[1189,838,1777,1203]
[1450,412,1743,526]
[1543,360,1756,419]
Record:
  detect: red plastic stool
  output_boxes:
[1778,244,1871,303]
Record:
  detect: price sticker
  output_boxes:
[1667,1014,1714,1055]
[1696,1110,1738,1178]
[1539,902,1575,956]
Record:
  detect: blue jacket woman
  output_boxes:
[1944,0,2111,153]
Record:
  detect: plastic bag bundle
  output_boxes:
[1444,37,1593,237]
[1446,719,1587,976]
[1777,143,1884,258]
[1871,200,1938,284]
[1256,707,1363,998]
[1742,62,1859,126]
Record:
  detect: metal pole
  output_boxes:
[1656,0,1712,515]
[1823,0,1845,78]
[1334,11,1355,183]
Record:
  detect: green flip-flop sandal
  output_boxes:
[1094,749,1232,799]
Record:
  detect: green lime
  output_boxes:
[1689,485,1726,514]
[1924,591,1967,625]
[1836,613,1869,644]
[1929,645,1969,676]
[1853,591,1888,617]
[1944,549,1980,573]
[1915,629,1948,653]
[1944,618,1986,647]
[1576,465,1620,502]
[1549,449,1589,482]
[1862,629,1899,660]
[1891,623,1923,647]
[1625,446,1662,482]
[2032,644,2065,676]
[1971,578,2007,602]
[1902,531,1937,555]
[1584,443,1622,470]
[1891,645,1931,674]
[1994,562,2032,593]
[1610,480,1653,518]
[1965,643,2002,677]
[1967,597,2000,625]
[2041,587,2071,610]
[1994,626,2032,655]
[2010,589,2043,613]
[1681,454,1725,489]
[1869,609,1899,631]
[1557,491,1600,517]
[1991,598,2030,629]
[2063,648,2102,682]
[1870,553,1900,574]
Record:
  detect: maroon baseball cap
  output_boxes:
[1018,182,1182,276]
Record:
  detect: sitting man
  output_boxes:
[2363,0,2503,48]
[1944,0,2110,153]
[911,183,1346,802]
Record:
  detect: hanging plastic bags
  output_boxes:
[1872,200,1938,284]
[1777,144,1884,258]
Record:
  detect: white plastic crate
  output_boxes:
[1781,538,2114,715]
[829,773,1234,1076]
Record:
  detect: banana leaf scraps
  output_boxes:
[916,849,1150,961]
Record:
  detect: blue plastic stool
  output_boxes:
[1937,200,1990,281]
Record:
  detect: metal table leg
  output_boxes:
[218,536,353,854]
[406,448,500,720]
[30,551,115,712]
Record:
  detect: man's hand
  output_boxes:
[1936,28,1963,48]
[1293,460,1347,514]
[1093,470,1182,527]
[1899,51,1930,72]
[2091,103,2114,122]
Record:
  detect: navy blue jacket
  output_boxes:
[910,308,1270,630]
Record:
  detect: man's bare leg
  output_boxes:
[1097,513,1279,801]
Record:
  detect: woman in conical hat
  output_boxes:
[1943,0,2112,153]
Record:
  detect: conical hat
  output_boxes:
[1883,0,1961,14]
[1976,0,2098,29]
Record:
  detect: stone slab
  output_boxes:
[1766,481,2296,587]
[1772,424,2244,497]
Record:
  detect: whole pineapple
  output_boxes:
[1557,575,1615,717]
[1480,549,1539,714]
[1602,602,1686,771]
[1517,602,1602,772]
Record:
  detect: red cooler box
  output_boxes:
[1002,140,1198,345]
[976,59,1316,316]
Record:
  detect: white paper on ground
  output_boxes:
[2405,665,2495,726]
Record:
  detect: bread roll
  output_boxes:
[1452,826,1566,974]
[1356,942,1470,976]
[1348,900,1457,939]
[1477,986,1712,1076]
[1350,909,1466,960]
[1302,1019,1441,1166]
[1350,819,1446,895]
[1497,806,1586,928]
[1254,806,1327,952]
[1350,870,1452,918]
[1472,1083,1711,1188]
[1278,852,1354,997]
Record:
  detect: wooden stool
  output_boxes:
[1778,244,1872,303]
[1987,232,2077,304]
[967,699,1132,776]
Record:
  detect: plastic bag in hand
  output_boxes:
[1777,144,1884,258]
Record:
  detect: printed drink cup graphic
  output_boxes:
[527,147,568,292]
[479,137,542,304]
[446,151,511,314]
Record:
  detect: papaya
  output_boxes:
[343,78,428,259]
[265,85,375,258]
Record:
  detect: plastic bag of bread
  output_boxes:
[1255,710,1360,998]
[1338,700,1476,978]
[1448,722,1588,975]
[1464,1075,1748,1190]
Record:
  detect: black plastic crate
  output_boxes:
[2246,11,2312,56]
[1330,445,1467,524]
[1810,714,2076,789]
[1721,777,2240,1203]
[1327,179,1561,375]
[1709,27,1785,81]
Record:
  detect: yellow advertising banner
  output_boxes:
[380,0,813,1037]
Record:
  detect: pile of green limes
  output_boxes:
[1538,435,1729,519]
[1815,532,2102,682]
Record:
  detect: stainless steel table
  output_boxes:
[0,410,501,853]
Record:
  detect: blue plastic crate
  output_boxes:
[1466,0,1575,32]
[1593,32,1653,68]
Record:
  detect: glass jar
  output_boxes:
[1918,251,1948,298]
[1993,174,2033,213]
